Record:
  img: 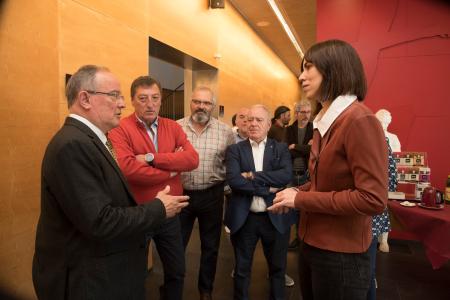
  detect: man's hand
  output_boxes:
[174,146,184,152]
[136,154,146,163]
[156,185,189,218]
[288,144,296,150]
[241,171,254,180]
[308,139,313,145]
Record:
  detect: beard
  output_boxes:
[192,109,210,124]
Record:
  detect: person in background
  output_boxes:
[268,105,291,143]
[33,65,189,300]
[234,107,249,142]
[225,104,295,300]
[285,100,314,250]
[228,106,295,288]
[367,138,397,300]
[108,76,199,300]
[177,86,235,300]
[231,113,238,135]
[268,39,388,300]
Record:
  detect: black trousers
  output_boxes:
[298,241,370,300]
[231,212,290,300]
[180,183,224,293]
[147,216,185,300]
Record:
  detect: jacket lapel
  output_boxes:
[242,140,256,172]
[66,117,135,200]
[262,139,274,172]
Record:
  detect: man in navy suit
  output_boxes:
[33,65,189,300]
[225,104,294,300]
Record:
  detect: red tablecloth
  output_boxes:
[388,200,450,269]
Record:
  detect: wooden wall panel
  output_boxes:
[59,0,150,120]
[0,0,59,298]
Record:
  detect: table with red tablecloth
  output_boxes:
[388,200,450,269]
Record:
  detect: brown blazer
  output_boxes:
[295,101,388,253]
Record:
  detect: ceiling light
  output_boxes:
[266,0,304,58]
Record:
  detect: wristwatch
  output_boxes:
[144,153,154,166]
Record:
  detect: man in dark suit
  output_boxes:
[32,65,189,300]
[225,104,294,300]
[285,100,313,250]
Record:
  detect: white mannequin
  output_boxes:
[375,109,402,253]
[375,109,401,152]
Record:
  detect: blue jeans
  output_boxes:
[367,237,378,300]
[298,241,370,300]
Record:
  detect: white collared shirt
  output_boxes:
[249,137,267,212]
[313,94,357,137]
[69,113,111,154]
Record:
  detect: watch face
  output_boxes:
[145,153,153,162]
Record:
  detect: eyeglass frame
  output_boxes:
[86,90,124,101]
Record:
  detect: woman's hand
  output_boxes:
[267,188,298,214]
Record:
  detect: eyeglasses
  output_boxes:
[136,94,161,104]
[86,90,124,101]
[296,110,311,114]
[191,99,213,107]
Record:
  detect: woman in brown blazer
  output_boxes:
[268,40,388,300]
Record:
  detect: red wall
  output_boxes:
[317,0,450,190]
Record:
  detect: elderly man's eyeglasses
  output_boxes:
[191,99,213,107]
[86,90,124,101]
[296,110,311,114]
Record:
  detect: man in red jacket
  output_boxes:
[109,76,199,300]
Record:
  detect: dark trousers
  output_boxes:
[180,183,224,293]
[148,216,185,300]
[290,171,308,240]
[231,212,290,300]
[298,241,370,300]
[366,237,378,300]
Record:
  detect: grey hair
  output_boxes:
[250,104,270,120]
[193,86,216,105]
[294,100,311,112]
[65,65,110,108]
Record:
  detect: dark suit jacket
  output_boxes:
[285,121,313,169]
[33,117,166,300]
[224,138,295,235]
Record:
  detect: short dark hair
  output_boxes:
[130,76,162,98]
[301,39,367,102]
[65,65,110,108]
[274,106,290,119]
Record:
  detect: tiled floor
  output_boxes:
[146,224,450,300]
